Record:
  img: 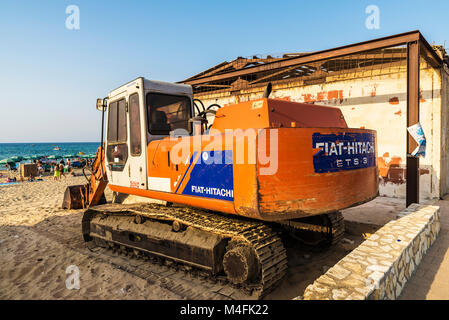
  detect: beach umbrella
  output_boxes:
[0,159,16,169]
[10,156,23,162]
[0,158,15,164]
[47,155,62,160]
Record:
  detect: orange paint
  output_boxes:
[370,85,377,97]
[137,99,377,221]
[394,110,402,116]
[377,155,404,184]
[257,128,378,219]
[302,93,315,103]
[327,90,344,103]
[211,99,348,130]
[377,157,387,177]
[317,92,326,101]
[419,89,426,103]
[302,90,344,104]
[109,184,236,214]
[389,97,400,105]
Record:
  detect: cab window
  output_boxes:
[107,99,127,142]
[106,98,128,170]
[147,93,192,135]
[129,93,141,156]
[107,101,118,141]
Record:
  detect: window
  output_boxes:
[107,101,118,141]
[106,98,128,169]
[106,144,128,170]
[129,93,141,156]
[107,99,127,142]
[117,99,127,142]
[147,93,192,135]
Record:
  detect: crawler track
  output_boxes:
[82,203,288,299]
[29,205,345,300]
[28,217,254,299]
[327,211,345,245]
[280,211,345,247]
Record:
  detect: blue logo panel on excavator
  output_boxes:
[182,150,234,201]
[312,132,376,173]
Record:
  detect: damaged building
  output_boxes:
[181,31,449,202]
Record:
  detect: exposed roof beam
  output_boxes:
[192,60,407,96]
[182,31,442,86]
[248,65,302,85]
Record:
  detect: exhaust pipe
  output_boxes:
[262,82,272,98]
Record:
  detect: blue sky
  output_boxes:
[0,0,448,143]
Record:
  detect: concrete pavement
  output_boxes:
[400,197,449,299]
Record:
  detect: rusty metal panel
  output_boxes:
[256,128,378,220]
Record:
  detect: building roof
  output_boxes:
[180,31,447,97]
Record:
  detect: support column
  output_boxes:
[406,41,420,206]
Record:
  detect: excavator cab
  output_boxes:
[105,79,194,191]
[63,77,196,209]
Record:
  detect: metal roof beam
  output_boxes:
[182,31,442,86]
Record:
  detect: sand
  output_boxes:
[0,172,180,300]
[0,169,372,300]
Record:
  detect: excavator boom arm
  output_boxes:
[87,145,108,206]
[62,146,108,209]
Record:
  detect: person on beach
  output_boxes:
[37,162,44,176]
[53,164,60,181]
[18,165,24,182]
[59,162,66,179]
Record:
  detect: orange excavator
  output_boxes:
[63,77,378,297]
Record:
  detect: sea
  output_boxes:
[0,142,100,169]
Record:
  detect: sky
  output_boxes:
[0,0,448,143]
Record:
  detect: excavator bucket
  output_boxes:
[62,184,107,209]
[62,185,87,209]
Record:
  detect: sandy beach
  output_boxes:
[0,168,368,300]
[0,172,181,300]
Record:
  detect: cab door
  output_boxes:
[105,78,147,189]
[127,86,147,189]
